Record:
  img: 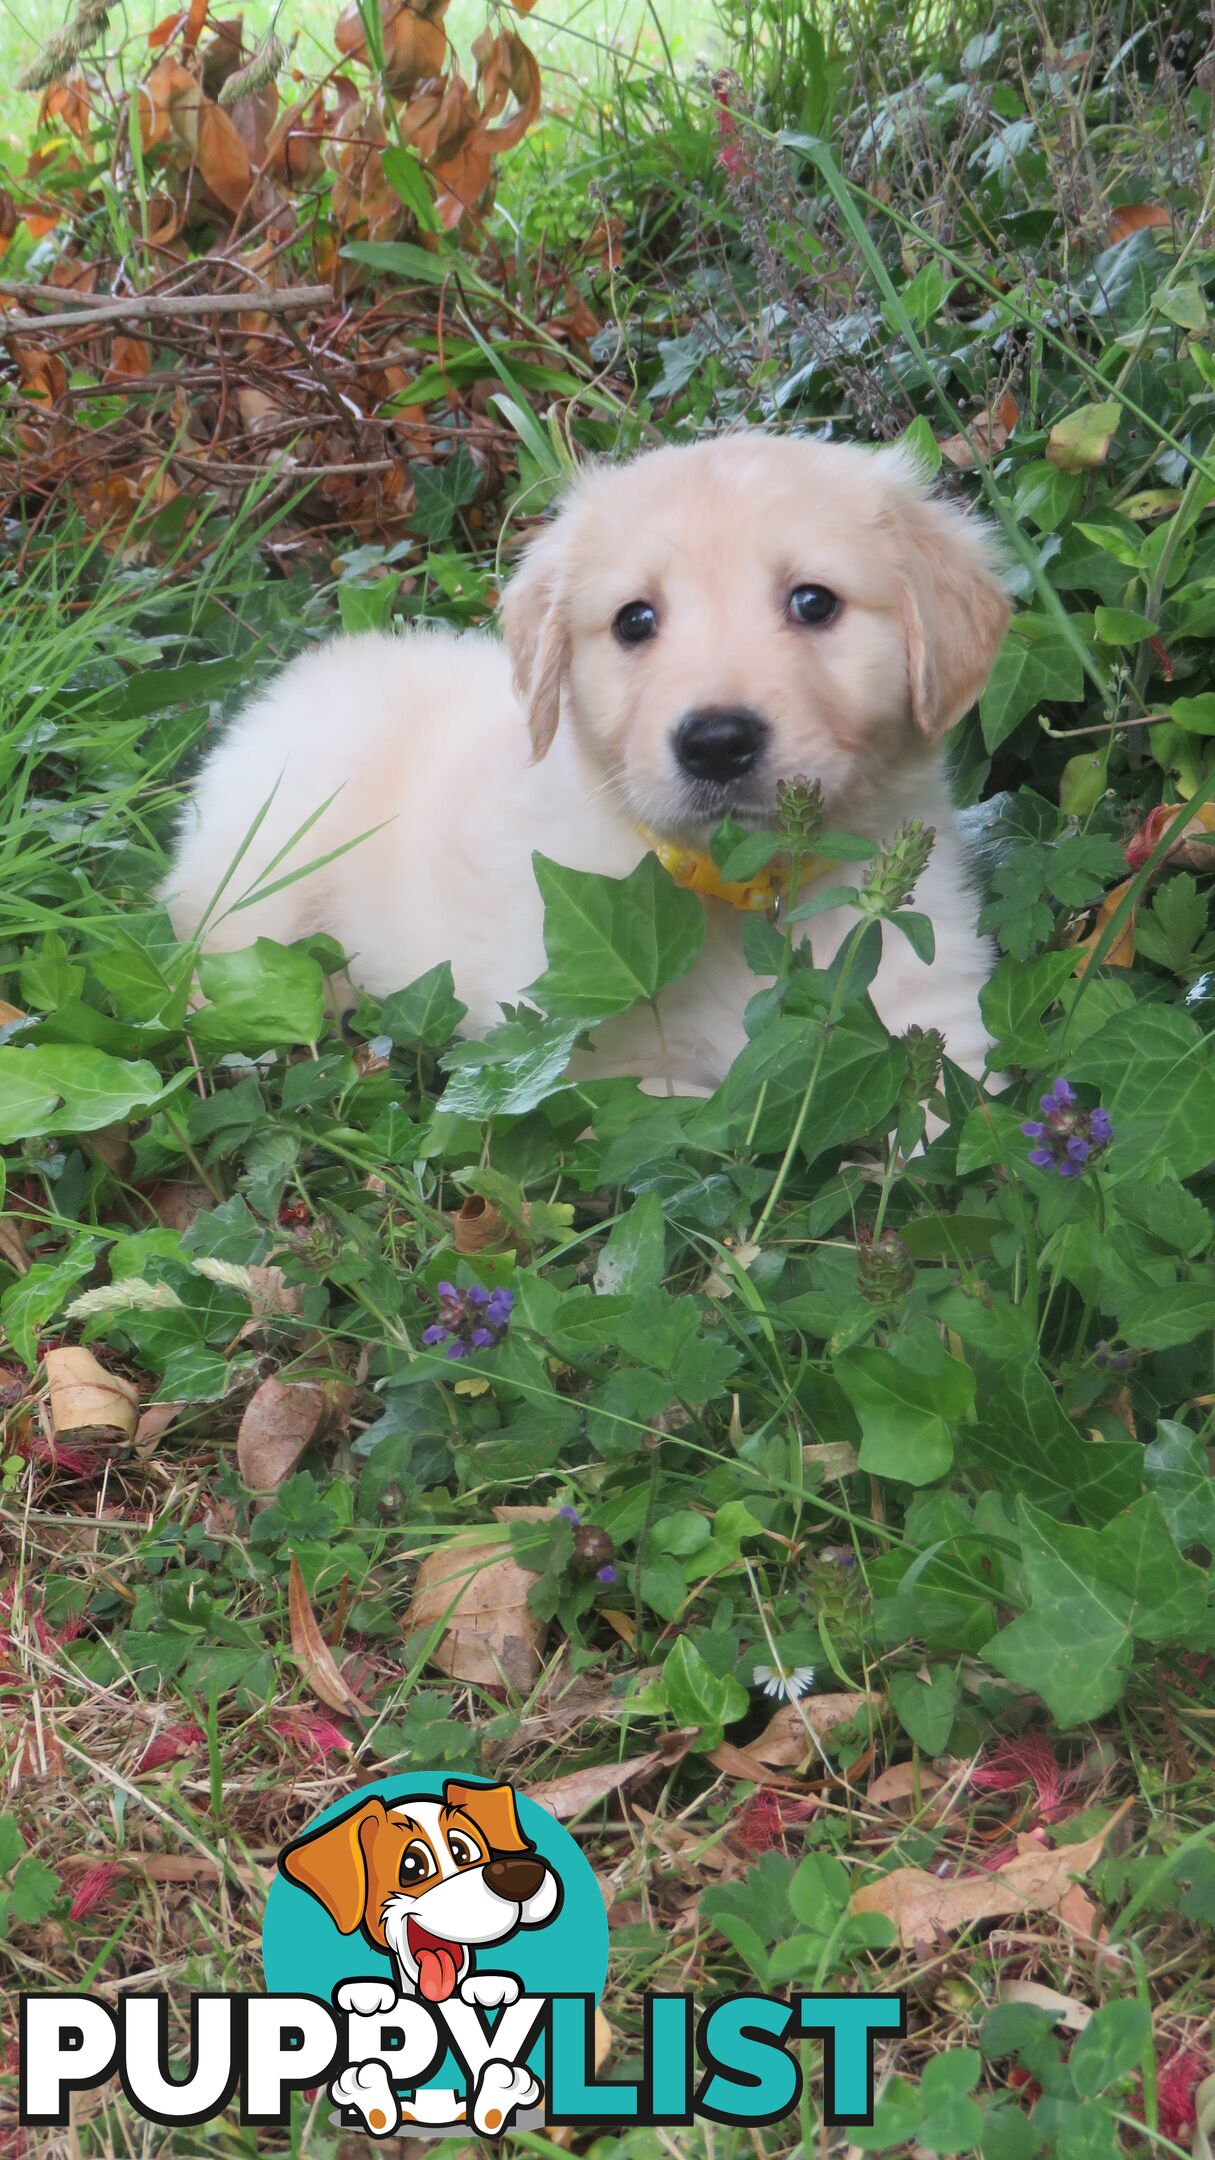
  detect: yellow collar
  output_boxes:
[639,827,810,914]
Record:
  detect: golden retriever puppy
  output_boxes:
[163,435,1010,1090]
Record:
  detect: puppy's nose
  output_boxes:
[673,706,768,784]
[483,1856,547,1902]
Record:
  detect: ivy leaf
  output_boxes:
[190,940,326,1055]
[834,1340,975,1485]
[1134,873,1211,974]
[1144,1420,1215,1550]
[409,442,481,542]
[440,1015,582,1118]
[379,962,467,1049]
[528,852,705,1022]
[979,616,1087,751]
[0,1045,178,1145]
[981,949,1079,1064]
[1069,1005,1215,1180]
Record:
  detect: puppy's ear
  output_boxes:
[887,460,1011,741]
[279,1796,387,1933]
[444,1779,531,1855]
[499,517,571,763]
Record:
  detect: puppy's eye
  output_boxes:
[399,1843,434,1887]
[612,600,658,647]
[448,1834,478,1868]
[788,584,841,627]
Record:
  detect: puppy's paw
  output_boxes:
[330,2061,400,2136]
[459,1972,520,2009]
[335,1979,399,2018]
[472,2059,541,2136]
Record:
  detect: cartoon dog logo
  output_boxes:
[279,1779,562,2135]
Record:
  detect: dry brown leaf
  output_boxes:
[1107,202,1171,243]
[1057,1880,1100,1938]
[527,1752,665,1821]
[708,1738,817,1787]
[406,1530,545,1688]
[134,1399,184,1454]
[867,1761,946,1807]
[105,337,150,383]
[0,998,26,1026]
[1074,878,1136,974]
[44,1347,138,1440]
[288,1553,370,1716]
[147,1179,215,1233]
[237,1373,326,1490]
[850,1796,1134,1946]
[0,1216,31,1275]
[752,1692,880,1767]
[804,1440,860,1482]
[452,1195,508,1253]
[197,98,253,211]
[997,1979,1092,2031]
[140,56,202,153]
[938,389,1018,470]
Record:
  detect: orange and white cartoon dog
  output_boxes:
[280,1780,561,2135]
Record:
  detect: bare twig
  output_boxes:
[0,282,332,334]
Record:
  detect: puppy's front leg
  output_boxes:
[330,2060,401,2136]
[472,2059,543,2136]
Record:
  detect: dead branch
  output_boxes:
[0,282,333,335]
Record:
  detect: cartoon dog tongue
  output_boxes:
[408,1920,462,2003]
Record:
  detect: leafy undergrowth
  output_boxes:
[4,6,1215,2160]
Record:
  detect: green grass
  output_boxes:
[3,5,1215,2156]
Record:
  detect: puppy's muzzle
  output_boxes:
[483,1855,547,1901]
[673,705,768,784]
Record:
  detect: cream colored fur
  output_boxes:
[163,435,1010,1090]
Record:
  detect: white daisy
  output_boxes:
[751,1661,817,1702]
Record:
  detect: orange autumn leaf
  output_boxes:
[148,8,188,45]
[939,389,1018,470]
[1074,878,1136,975]
[197,97,252,210]
[106,335,151,381]
[1108,203,1171,244]
[140,55,202,153]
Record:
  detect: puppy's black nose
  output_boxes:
[483,1855,546,1902]
[673,706,768,784]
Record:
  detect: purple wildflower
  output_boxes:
[1021,1078,1113,1178]
[596,1565,618,1585]
[424,1277,515,1363]
[1095,1339,1134,1372]
[558,1506,582,1525]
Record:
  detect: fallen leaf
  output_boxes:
[867,1761,946,1807]
[0,1217,31,1275]
[1047,400,1122,472]
[527,1751,667,1821]
[1125,800,1215,874]
[288,1553,370,1716]
[105,337,150,383]
[751,1692,880,1767]
[197,98,253,211]
[134,1399,184,1454]
[406,1530,546,1688]
[237,1373,327,1490]
[804,1441,861,1482]
[44,1347,138,1440]
[850,1796,1134,1946]
[452,1195,508,1253]
[147,1179,215,1233]
[1074,878,1136,973]
[1107,202,1171,243]
[997,1979,1092,2031]
[708,1738,817,1786]
[938,390,1018,469]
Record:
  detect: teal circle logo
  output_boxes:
[262,1772,608,2134]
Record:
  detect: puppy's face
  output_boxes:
[280,1781,561,2004]
[500,436,1010,838]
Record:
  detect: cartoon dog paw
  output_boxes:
[459,1972,521,2009]
[472,2059,542,2135]
[335,1979,400,2018]
[330,2060,400,2136]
